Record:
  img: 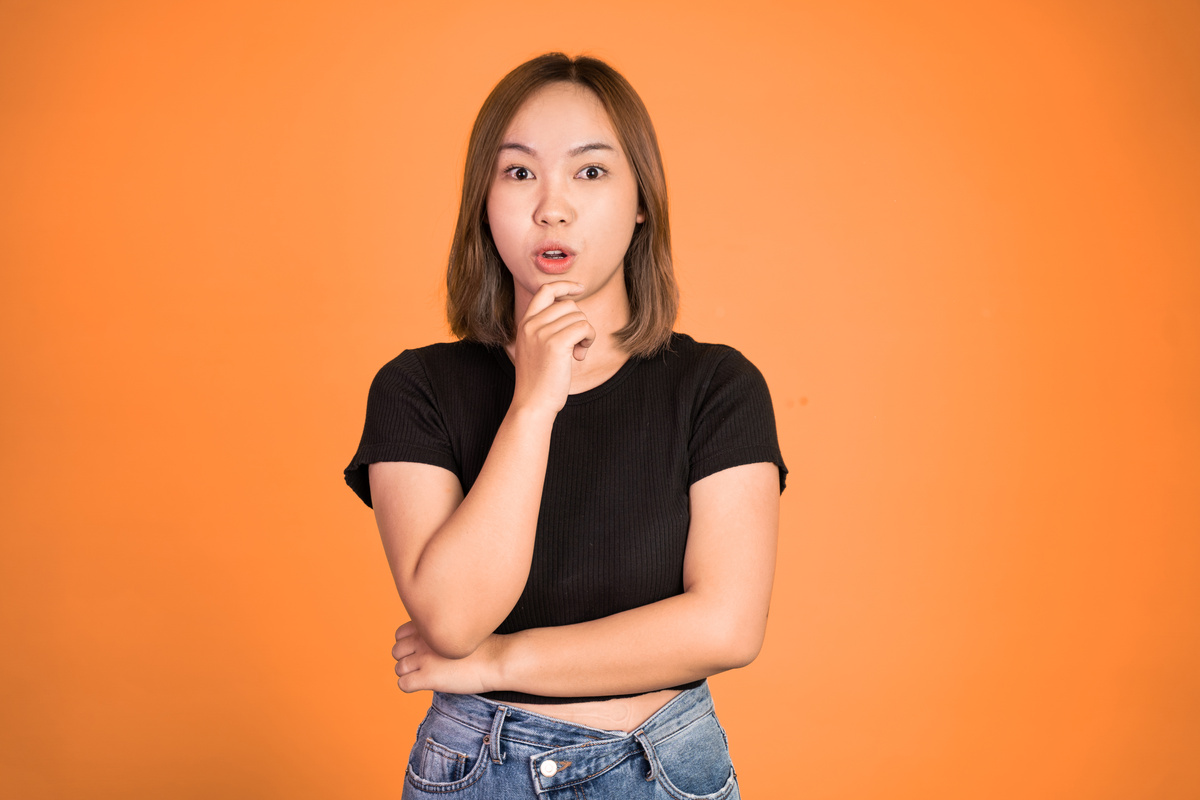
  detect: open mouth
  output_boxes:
[534,245,574,273]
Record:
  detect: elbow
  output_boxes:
[408,607,488,660]
[423,623,486,660]
[425,632,480,661]
[399,580,497,659]
[711,614,767,671]
[723,632,765,671]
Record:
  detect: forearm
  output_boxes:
[487,590,767,697]
[392,464,780,697]
[379,283,601,659]
[389,405,556,657]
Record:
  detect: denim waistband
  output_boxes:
[429,681,715,793]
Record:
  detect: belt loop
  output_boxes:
[633,729,657,782]
[488,706,509,764]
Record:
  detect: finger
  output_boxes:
[395,620,414,640]
[540,315,593,358]
[396,659,428,693]
[522,296,583,329]
[397,673,424,694]
[534,311,591,344]
[391,639,416,661]
[572,323,596,361]
[524,281,584,318]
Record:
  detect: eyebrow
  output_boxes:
[498,142,616,158]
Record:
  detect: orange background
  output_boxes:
[2,1,1198,797]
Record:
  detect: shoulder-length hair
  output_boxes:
[446,53,677,357]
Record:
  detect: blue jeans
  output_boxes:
[401,681,740,799]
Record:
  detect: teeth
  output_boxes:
[543,250,565,258]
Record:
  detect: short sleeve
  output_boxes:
[688,349,787,493]
[343,350,459,508]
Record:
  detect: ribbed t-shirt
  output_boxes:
[344,332,786,703]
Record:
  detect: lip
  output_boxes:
[531,240,576,275]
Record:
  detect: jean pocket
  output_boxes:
[417,736,468,783]
[652,712,739,800]
[405,708,491,795]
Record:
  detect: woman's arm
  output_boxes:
[371,281,594,660]
[392,461,780,696]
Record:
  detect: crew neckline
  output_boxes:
[488,345,641,406]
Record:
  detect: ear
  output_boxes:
[636,207,646,224]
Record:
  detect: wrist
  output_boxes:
[479,633,515,694]
[504,401,559,428]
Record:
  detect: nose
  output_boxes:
[535,177,574,226]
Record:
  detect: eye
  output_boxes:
[576,165,607,180]
[503,166,533,181]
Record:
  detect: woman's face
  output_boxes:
[486,82,644,312]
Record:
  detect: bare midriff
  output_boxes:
[505,688,682,733]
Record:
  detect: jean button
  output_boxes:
[539,759,558,778]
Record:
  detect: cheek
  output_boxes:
[485,194,517,246]
[484,194,529,275]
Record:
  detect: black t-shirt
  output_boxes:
[345,332,786,703]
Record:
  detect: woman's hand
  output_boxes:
[508,281,594,415]
[392,621,504,695]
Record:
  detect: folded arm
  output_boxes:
[392,461,780,696]
[370,406,553,660]
[370,282,595,660]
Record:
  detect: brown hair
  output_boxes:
[446,53,677,357]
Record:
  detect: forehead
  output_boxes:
[502,82,621,151]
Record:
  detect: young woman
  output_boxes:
[345,52,786,799]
